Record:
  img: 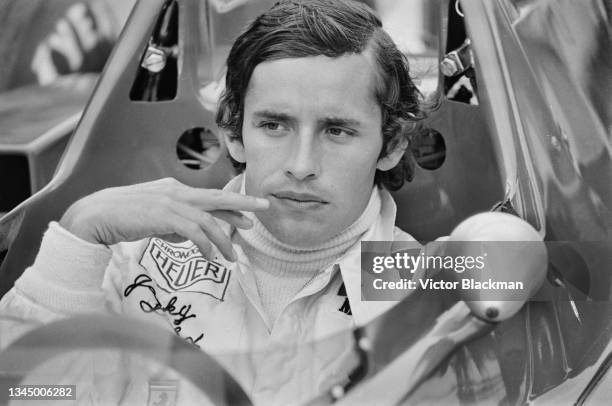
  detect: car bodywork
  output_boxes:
[0,77,95,216]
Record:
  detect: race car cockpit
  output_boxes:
[0,0,611,404]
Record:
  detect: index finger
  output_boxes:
[178,187,270,212]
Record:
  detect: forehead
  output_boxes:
[243,52,381,119]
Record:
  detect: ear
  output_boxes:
[222,130,246,163]
[376,137,409,171]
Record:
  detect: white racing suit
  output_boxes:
[0,176,418,405]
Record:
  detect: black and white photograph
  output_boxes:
[0,0,611,404]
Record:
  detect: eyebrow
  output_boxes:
[252,110,363,128]
[320,116,363,128]
[252,110,294,123]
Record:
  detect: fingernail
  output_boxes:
[257,198,270,207]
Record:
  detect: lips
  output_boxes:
[271,190,328,204]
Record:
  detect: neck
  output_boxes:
[233,185,382,324]
[236,186,381,274]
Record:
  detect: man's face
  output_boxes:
[228,52,393,247]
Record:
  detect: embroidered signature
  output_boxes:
[124,274,204,347]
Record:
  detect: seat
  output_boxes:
[392,99,504,240]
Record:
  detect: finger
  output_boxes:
[158,233,188,244]
[178,187,270,212]
[171,203,237,262]
[165,212,215,260]
[210,210,254,229]
[139,178,269,212]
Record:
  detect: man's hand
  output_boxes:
[59,178,269,262]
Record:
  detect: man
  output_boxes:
[0,0,524,404]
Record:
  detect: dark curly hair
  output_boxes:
[216,0,425,191]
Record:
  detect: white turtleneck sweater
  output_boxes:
[233,185,382,325]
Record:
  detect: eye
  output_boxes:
[263,122,280,130]
[258,121,289,136]
[327,127,355,139]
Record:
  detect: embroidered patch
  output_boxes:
[148,380,178,406]
[139,238,231,300]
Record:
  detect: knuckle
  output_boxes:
[200,212,214,223]
[169,179,182,193]
[161,177,181,192]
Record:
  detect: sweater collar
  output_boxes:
[230,174,382,275]
[222,174,410,326]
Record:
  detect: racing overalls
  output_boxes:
[0,175,416,405]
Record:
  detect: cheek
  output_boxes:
[242,124,285,160]
[244,141,269,163]
[324,146,380,187]
[242,133,281,184]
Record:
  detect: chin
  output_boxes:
[269,219,330,248]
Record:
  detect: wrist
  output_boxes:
[59,201,102,244]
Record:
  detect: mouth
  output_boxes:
[271,190,328,206]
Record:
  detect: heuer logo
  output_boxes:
[140,238,231,300]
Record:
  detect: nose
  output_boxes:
[284,131,321,181]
